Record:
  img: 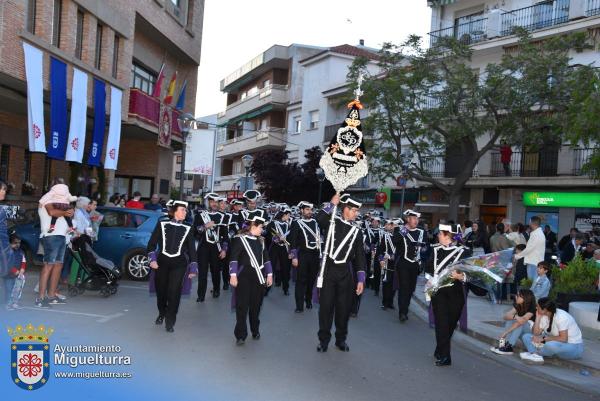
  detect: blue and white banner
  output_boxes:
[104,87,122,170]
[65,68,88,163]
[48,57,68,160]
[22,42,46,153]
[88,78,106,167]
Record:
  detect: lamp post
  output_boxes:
[176,112,195,201]
[241,154,254,192]
[316,167,325,206]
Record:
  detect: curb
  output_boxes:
[411,294,600,377]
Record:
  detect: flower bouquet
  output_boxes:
[424,248,515,301]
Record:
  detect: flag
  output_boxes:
[164,71,177,105]
[22,43,46,153]
[151,63,165,98]
[65,68,88,163]
[88,78,106,167]
[48,57,68,159]
[104,87,122,170]
[175,80,187,110]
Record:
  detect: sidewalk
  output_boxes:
[411,276,600,377]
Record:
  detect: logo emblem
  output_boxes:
[33,124,41,139]
[8,324,53,390]
[91,143,98,158]
[109,148,116,160]
[71,138,79,150]
[52,131,59,148]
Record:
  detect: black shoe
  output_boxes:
[252,333,260,340]
[350,313,357,318]
[223,284,229,291]
[435,356,451,366]
[212,291,220,298]
[155,315,164,325]
[380,305,387,310]
[236,338,245,346]
[166,326,174,333]
[283,290,289,296]
[275,282,281,287]
[317,343,328,353]
[399,314,408,322]
[295,308,303,313]
[306,301,312,309]
[196,297,204,303]
[335,341,350,352]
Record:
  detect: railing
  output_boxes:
[220,128,285,146]
[428,18,488,47]
[501,0,570,36]
[587,0,600,16]
[573,147,598,175]
[225,84,288,110]
[490,149,559,177]
[128,88,181,137]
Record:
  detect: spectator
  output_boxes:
[73,197,93,237]
[506,223,527,246]
[513,244,528,288]
[0,180,10,280]
[543,225,557,254]
[108,194,121,207]
[490,223,512,252]
[515,216,545,280]
[3,233,26,310]
[519,222,530,242]
[593,248,600,265]
[463,220,473,237]
[125,191,144,209]
[89,200,103,241]
[530,261,552,300]
[37,184,74,307]
[118,197,126,207]
[144,193,163,212]
[560,233,585,264]
[558,228,579,252]
[500,141,513,177]
[491,289,536,355]
[520,298,584,363]
[465,221,490,256]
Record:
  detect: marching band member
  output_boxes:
[218,197,233,291]
[394,209,425,322]
[366,216,383,296]
[229,199,245,234]
[194,193,227,302]
[426,223,467,366]
[265,207,292,295]
[289,201,321,313]
[315,194,366,353]
[229,215,273,345]
[379,219,398,310]
[242,190,267,221]
[147,201,197,333]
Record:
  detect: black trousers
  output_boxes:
[270,245,291,292]
[431,283,465,359]
[381,270,395,307]
[295,250,320,310]
[397,261,420,316]
[234,275,265,340]
[365,252,372,288]
[318,266,354,345]
[372,257,382,293]
[220,254,229,289]
[155,256,187,328]
[197,242,220,299]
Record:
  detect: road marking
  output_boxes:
[118,284,148,290]
[20,307,125,323]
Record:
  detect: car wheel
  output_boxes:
[124,250,150,281]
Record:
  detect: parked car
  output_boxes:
[13,206,166,281]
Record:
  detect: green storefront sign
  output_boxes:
[523,192,600,208]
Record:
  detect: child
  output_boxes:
[491,289,536,355]
[3,234,26,310]
[531,261,552,300]
[39,184,77,234]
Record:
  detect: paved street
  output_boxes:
[2,273,598,401]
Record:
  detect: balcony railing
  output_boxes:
[128,88,181,137]
[501,0,570,36]
[587,0,600,16]
[418,155,479,178]
[428,18,488,47]
[490,149,560,177]
[573,147,598,175]
[225,84,288,110]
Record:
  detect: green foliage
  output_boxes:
[520,278,533,289]
[170,186,180,200]
[550,255,598,298]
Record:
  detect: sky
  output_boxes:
[194,0,431,117]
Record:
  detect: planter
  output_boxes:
[555,292,600,312]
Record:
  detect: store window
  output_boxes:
[575,209,600,232]
[131,63,157,95]
[526,210,559,234]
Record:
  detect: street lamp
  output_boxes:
[241,154,254,192]
[316,167,325,206]
[177,112,195,200]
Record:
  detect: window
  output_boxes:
[247,86,258,97]
[112,35,120,78]
[309,110,319,130]
[175,171,181,180]
[75,10,84,59]
[176,155,182,164]
[51,0,61,47]
[233,160,242,175]
[260,119,268,130]
[131,63,157,95]
[100,211,148,228]
[293,116,301,134]
[170,0,181,5]
[94,24,103,70]
[0,145,9,181]
[263,79,270,88]
[159,179,169,194]
[26,0,36,34]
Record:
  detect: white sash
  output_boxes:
[160,222,191,258]
[239,236,266,285]
[298,219,320,250]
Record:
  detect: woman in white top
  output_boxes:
[73,197,93,237]
[520,297,584,363]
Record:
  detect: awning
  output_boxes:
[217,104,274,127]
[428,0,456,6]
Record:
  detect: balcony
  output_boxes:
[418,155,480,178]
[588,0,600,15]
[572,147,598,175]
[489,149,560,177]
[501,0,570,36]
[128,88,182,137]
[428,18,488,47]
[216,128,286,158]
[218,84,289,125]
[213,174,254,193]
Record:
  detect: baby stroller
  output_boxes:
[67,234,121,297]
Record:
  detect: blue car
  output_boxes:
[14,206,167,281]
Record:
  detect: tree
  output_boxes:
[349,31,596,221]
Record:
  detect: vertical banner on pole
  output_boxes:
[22,42,47,153]
[49,57,68,159]
[104,87,122,170]
[88,78,106,166]
[65,68,89,163]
